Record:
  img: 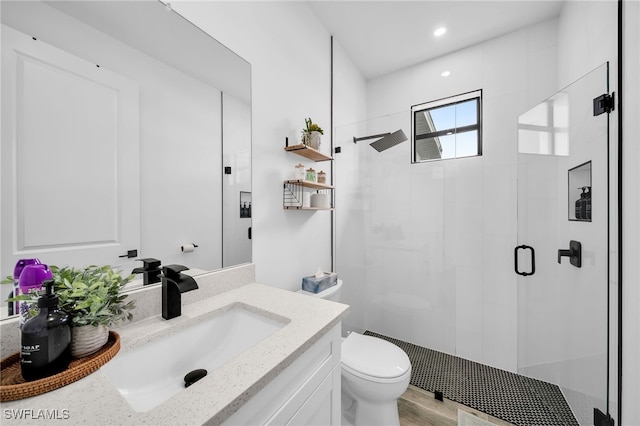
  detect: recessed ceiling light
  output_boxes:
[434,27,447,37]
[441,71,451,77]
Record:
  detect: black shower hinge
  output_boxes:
[594,408,614,426]
[593,93,614,116]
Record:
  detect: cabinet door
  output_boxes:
[1,26,140,275]
[286,365,341,426]
[224,325,341,426]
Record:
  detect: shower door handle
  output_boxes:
[558,240,582,267]
[514,245,535,276]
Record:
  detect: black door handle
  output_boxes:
[514,245,535,276]
[558,240,582,267]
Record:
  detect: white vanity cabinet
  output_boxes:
[223,324,342,425]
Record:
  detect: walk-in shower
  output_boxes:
[334,63,614,425]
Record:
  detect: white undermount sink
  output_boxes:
[101,303,288,412]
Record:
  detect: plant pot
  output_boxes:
[308,131,322,150]
[71,324,109,358]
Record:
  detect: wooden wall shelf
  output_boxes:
[284,144,332,162]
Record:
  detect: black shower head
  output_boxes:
[370,129,408,152]
[353,129,408,152]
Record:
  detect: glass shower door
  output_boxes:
[516,63,611,425]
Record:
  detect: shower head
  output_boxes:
[353,129,408,152]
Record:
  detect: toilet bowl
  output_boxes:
[298,280,412,426]
[341,332,411,426]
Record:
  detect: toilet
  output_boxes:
[298,280,411,426]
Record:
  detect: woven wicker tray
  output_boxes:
[0,330,120,402]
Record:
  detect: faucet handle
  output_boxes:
[132,258,161,274]
[162,264,189,280]
[139,258,161,270]
[131,258,163,286]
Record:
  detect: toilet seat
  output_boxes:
[341,333,411,383]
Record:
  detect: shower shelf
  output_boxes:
[284,144,332,162]
[284,179,333,190]
[283,180,334,210]
[284,138,334,210]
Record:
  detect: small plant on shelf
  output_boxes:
[301,117,324,148]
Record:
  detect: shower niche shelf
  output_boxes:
[283,180,334,210]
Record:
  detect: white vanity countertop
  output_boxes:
[0,283,349,425]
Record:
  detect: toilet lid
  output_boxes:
[341,333,411,380]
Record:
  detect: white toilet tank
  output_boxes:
[297,279,343,302]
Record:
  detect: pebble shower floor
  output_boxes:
[364,331,579,426]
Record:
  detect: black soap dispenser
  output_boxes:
[21,279,71,381]
[575,187,587,220]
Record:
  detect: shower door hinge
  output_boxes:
[593,93,614,116]
[594,408,614,426]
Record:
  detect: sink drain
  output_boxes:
[184,369,207,388]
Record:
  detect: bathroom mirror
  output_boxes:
[0,0,251,317]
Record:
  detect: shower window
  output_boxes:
[412,90,482,162]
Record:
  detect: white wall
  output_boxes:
[336,18,558,373]
[172,1,365,290]
[622,0,640,424]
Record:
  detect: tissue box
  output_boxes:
[302,272,337,294]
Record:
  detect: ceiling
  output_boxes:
[308,0,565,80]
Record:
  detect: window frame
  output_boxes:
[411,89,483,163]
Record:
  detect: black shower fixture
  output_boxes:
[353,129,408,152]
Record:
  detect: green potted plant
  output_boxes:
[301,117,324,149]
[8,265,136,358]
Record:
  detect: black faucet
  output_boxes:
[162,264,198,320]
[131,258,162,285]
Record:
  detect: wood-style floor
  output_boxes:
[398,385,516,426]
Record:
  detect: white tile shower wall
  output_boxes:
[171,2,366,290]
[336,19,559,373]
